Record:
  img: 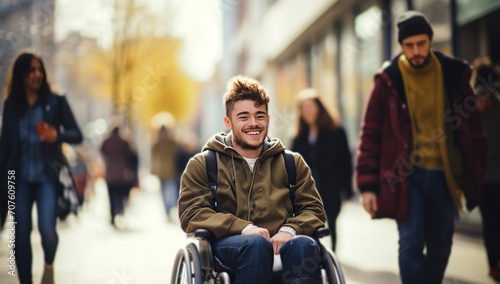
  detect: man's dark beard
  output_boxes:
[233,133,264,150]
[409,53,431,68]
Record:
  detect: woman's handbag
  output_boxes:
[57,165,79,220]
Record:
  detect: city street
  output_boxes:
[1,1,499,283]
[0,176,495,284]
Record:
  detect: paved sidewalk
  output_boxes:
[0,178,189,284]
[332,200,495,284]
[0,177,495,283]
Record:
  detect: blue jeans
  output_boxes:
[161,179,178,217]
[397,167,455,284]
[213,234,322,284]
[15,179,59,284]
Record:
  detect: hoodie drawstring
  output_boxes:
[231,154,236,182]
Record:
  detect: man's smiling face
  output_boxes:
[224,99,269,157]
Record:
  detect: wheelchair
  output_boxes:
[171,227,346,284]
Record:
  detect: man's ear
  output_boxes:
[224,117,232,130]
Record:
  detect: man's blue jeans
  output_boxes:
[213,234,322,284]
[15,179,59,284]
[397,167,455,284]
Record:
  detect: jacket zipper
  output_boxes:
[247,158,259,221]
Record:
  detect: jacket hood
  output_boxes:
[202,132,285,160]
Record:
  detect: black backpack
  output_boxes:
[203,149,298,216]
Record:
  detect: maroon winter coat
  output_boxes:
[356,51,487,223]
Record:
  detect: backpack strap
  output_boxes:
[203,150,218,211]
[282,150,297,217]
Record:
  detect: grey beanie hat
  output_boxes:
[397,11,433,43]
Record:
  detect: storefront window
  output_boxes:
[273,54,308,144]
[390,0,409,57]
[413,0,452,53]
[354,5,383,136]
[309,32,339,121]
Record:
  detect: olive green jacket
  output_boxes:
[178,132,326,240]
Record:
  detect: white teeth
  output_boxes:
[247,131,259,135]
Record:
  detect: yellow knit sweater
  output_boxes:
[399,51,464,209]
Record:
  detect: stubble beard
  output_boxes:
[409,53,430,68]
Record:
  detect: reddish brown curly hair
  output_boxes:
[223,76,269,117]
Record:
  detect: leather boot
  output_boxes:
[41,264,54,284]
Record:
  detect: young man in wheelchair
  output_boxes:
[178,76,327,284]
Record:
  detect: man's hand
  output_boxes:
[242,227,270,241]
[361,192,378,217]
[270,231,293,255]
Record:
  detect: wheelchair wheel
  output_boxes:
[323,251,346,284]
[171,243,203,284]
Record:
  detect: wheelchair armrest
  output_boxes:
[314,227,331,239]
[187,229,216,272]
[187,229,216,241]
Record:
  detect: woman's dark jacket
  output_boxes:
[0,93,83,224]
[292,128,353,210]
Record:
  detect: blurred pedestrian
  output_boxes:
[0,50,83,284]
[356,11,486,284]
[100,126,138,226]
[291,89,352,252]
[175,133,199,182]
[151,125,179,221]
[473,59,500,281]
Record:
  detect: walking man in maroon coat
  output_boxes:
[356,11,486,284]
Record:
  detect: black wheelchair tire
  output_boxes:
[171,243,203,284]
[324,251,346,284]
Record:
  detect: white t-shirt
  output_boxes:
[242,156,258,172]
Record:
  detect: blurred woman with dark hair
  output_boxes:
[0,50,82,284]
[291,89,353,252]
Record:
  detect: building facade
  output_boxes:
[0,0,56,110]
[220,0,500,148]
[215,0,500,228]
